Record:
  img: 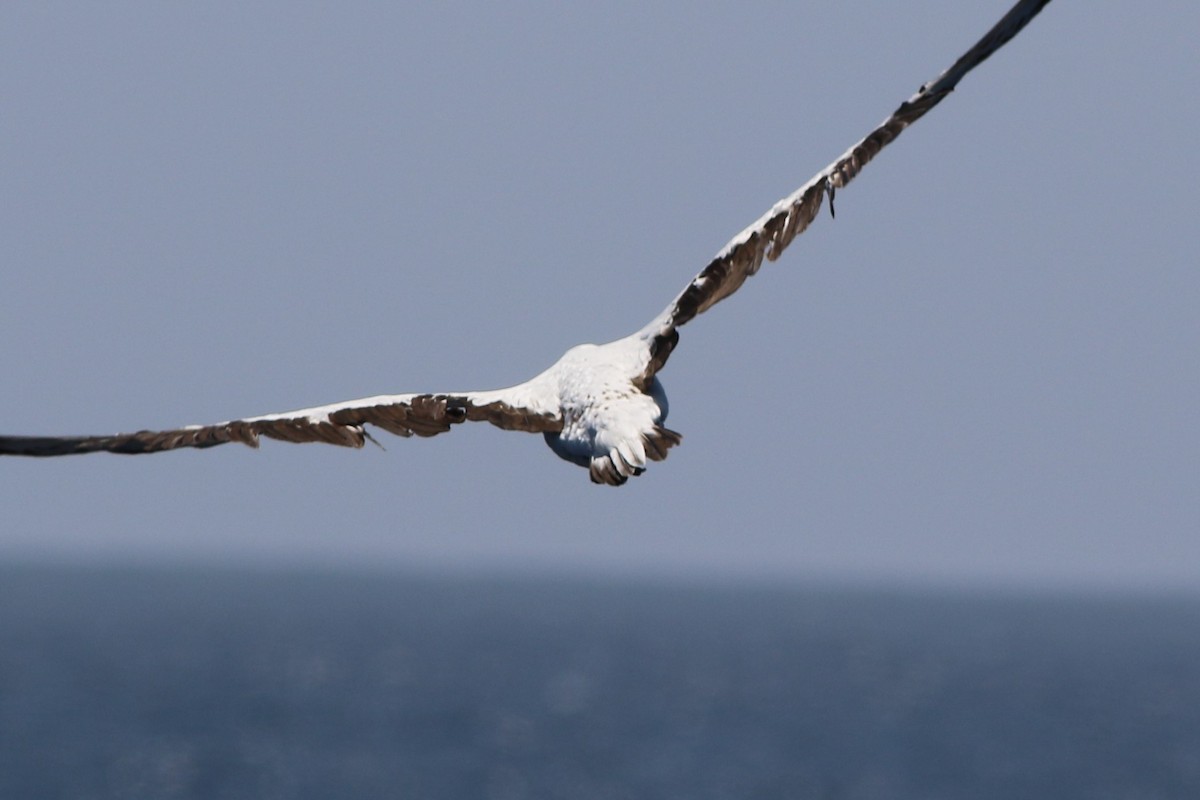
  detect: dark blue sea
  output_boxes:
[1,565,1198,799]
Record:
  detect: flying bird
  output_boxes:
[1,0,1053,485]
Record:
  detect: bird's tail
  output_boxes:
[588,425,682,486]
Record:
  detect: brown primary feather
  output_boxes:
[0,394,561,457]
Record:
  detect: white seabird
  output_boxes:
[0,0,1053,485]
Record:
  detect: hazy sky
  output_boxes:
[2,2,1196,590]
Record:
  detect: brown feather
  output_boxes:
[0,392,561,458]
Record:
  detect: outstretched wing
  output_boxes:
[0,386,561,457]
[636,0,1053,378]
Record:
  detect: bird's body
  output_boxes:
[535,340,676,485]
[0,0,1054,485]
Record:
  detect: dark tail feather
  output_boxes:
[643,425,682,462]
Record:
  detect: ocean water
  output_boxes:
[0,566,1197,799]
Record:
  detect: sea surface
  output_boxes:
[1,564,1198,799]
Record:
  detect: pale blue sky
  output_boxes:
[2,2,1196,590]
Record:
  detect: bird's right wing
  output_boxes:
[0,385,562,457]
[635,0,1053,379]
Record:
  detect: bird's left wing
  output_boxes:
[635,0,1053,379]
[0,387,561,457]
